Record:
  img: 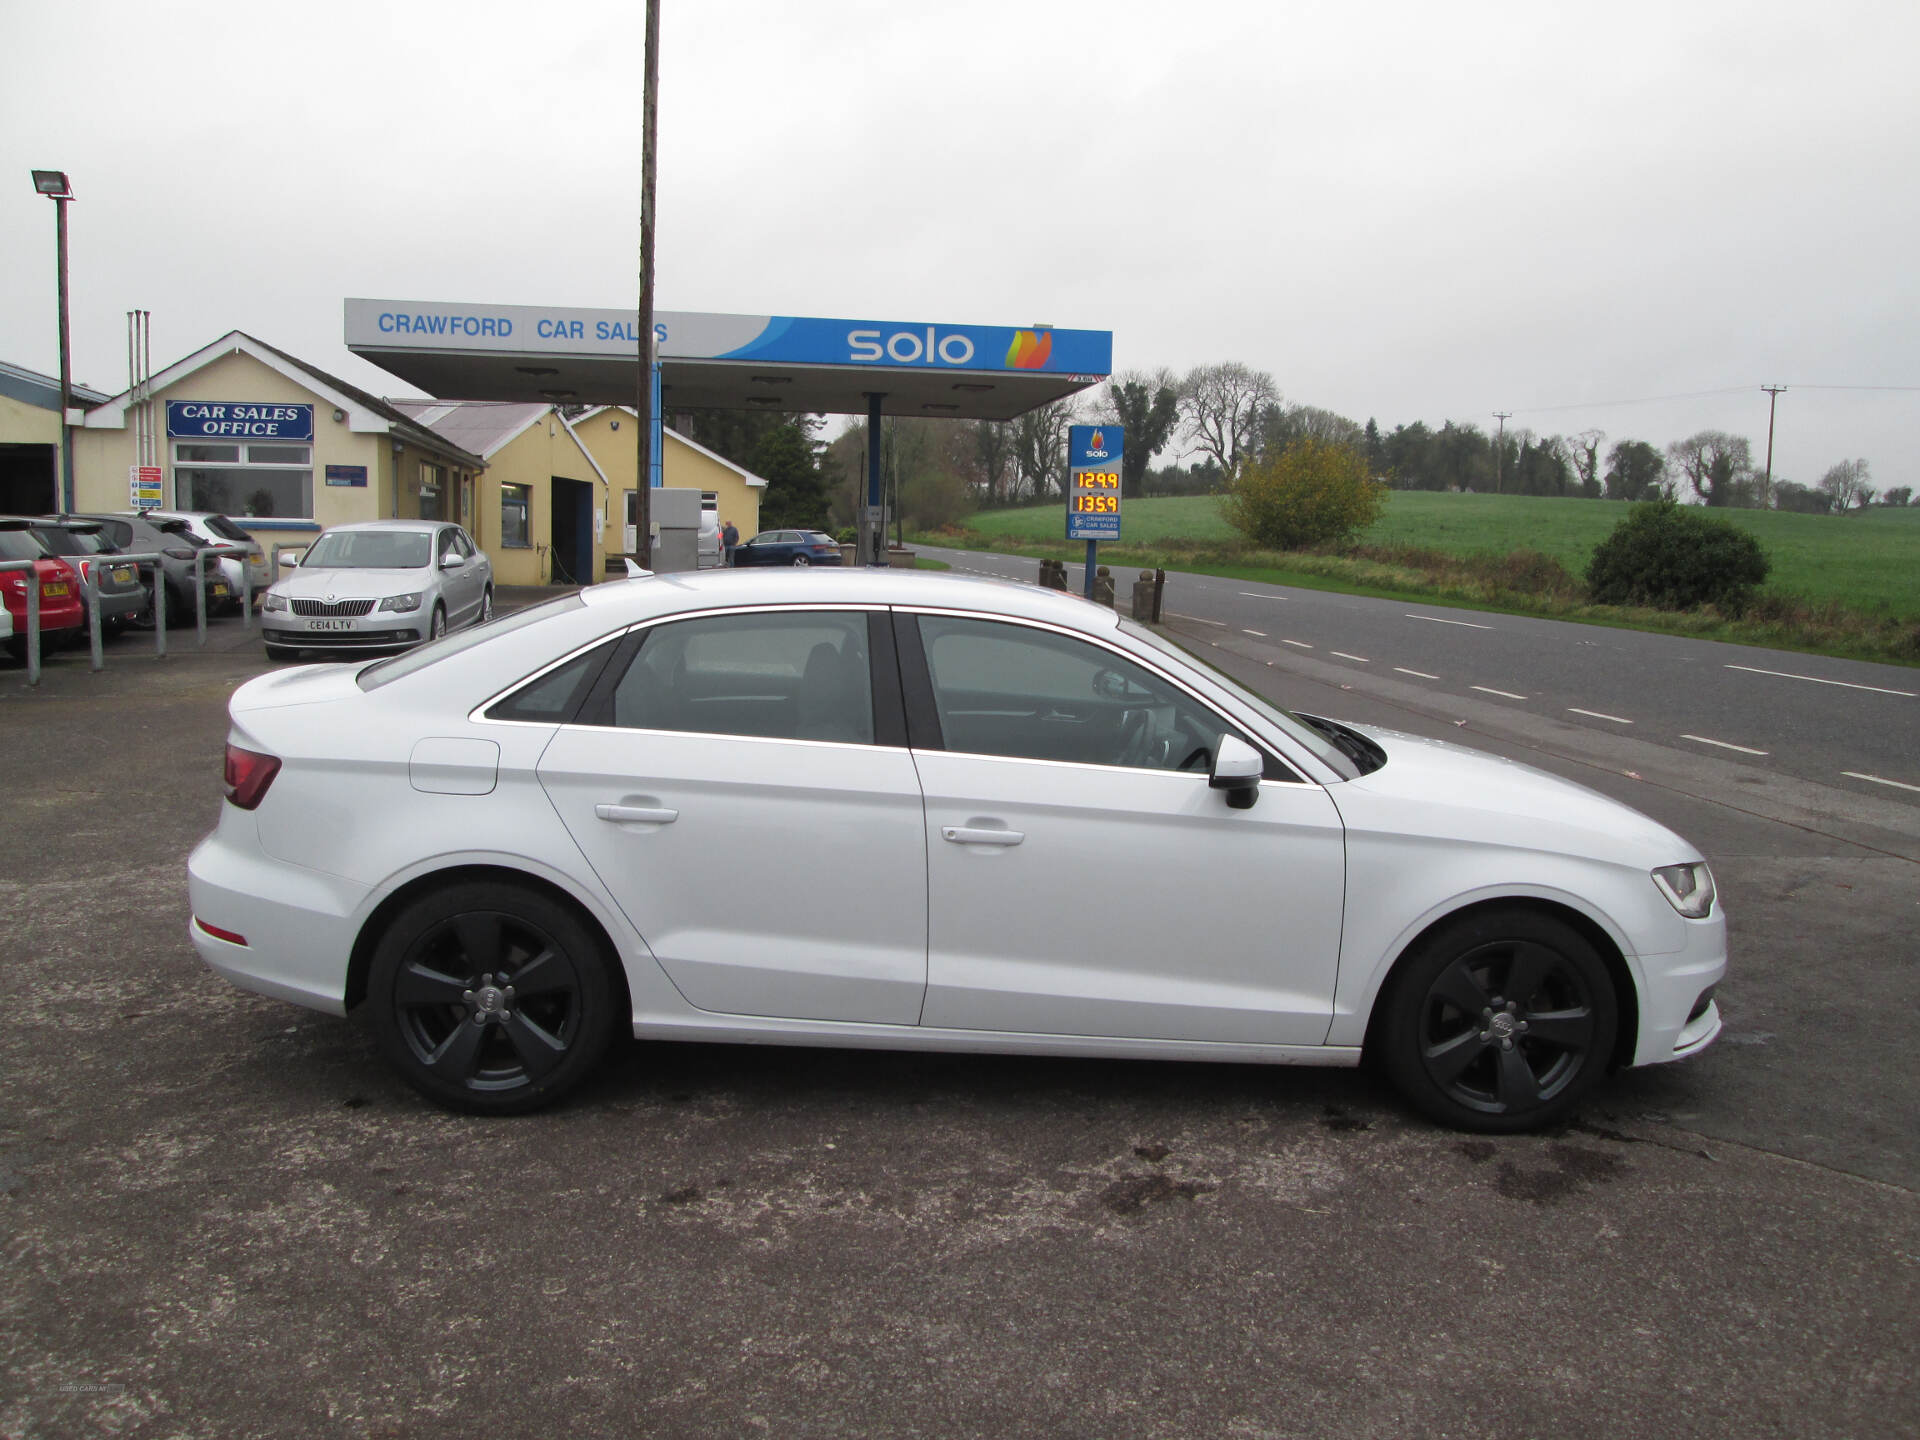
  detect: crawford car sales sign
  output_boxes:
[167,402,314,441]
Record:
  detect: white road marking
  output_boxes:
[1568,707,1634,725]
[1407,614,1493,630]
[1282,639,1314,649]
[1330,651,1370,663]
[1394,667,1439,680]
[1242,629,1268,638]
[1239,591,1286,600]
[1682,734,1769,756]
[1725,664,1916,698]
[1169,613,1227,627]
[1842,771,1920,794]
[1471,685,1528,700]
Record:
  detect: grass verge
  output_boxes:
[910,528,1920,668]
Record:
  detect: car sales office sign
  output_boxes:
[1066,425,1122,541]
[166,402,314,441]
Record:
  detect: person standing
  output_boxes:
[721,518,740,567]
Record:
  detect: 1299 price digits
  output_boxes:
[1071,494,1119,514]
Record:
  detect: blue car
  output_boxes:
[731,529,844,567]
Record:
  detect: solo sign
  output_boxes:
[1066,425,1123,542]
[167,402,314,441]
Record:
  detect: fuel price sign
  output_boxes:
[1066,425,1123,542]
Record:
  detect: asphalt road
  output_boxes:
[2,594,1915,1438]
[919,545,1920,800]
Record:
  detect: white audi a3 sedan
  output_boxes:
[189,570,1725,1131]
[259,519,492,662]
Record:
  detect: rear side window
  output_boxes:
[484,639,620,723]
[604,611,874,744]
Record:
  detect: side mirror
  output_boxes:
[279,551,301,569]
[439,552,466,569]
[1209,734,1263,810]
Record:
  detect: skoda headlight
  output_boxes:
[262,591,289,613]
[378,592,423,613]
[1652,862,1715,919]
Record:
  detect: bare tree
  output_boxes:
[1667,431,1756,507]
[1180,362,1279,477]
[1565,429,1605,498]
[971,419,1014,505]
[1818,457,1875,512]
[1013,398,1079,500]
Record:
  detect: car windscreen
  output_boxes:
[204,515,253,543]
[357,593,588,691]
[0,531,48,562]
[303,530,432,569]
[1117,617,1361,780]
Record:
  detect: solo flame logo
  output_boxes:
[1005,330,1054,369]
[1083,428,1111,460]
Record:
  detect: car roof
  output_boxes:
[317,520,449,536]
[576,567,1123,636]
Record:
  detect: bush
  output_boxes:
[1222,438,1386,550]
[1585,501,1770,610]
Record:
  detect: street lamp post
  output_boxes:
[31,170,76,514]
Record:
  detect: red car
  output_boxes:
[0,519,84,659]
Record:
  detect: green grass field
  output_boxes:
[963,494,1920,619]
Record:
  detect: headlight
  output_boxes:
[1652,862,1715,919]
[378,592,423,613]
[262,592,289,613]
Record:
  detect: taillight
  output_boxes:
[224,744,282,810]
[79,559,93,583]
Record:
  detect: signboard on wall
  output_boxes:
[325,465,367,488]
[129,465,163,510]
[1066,425,1123,541]
[166,402,314,441]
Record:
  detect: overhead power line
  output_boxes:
[1512,381,1920,416]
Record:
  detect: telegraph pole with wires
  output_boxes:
[633,0,661,571]
[1761,385,1786,507]
[1492,411,1511,493]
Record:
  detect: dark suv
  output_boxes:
[61,513,230,624]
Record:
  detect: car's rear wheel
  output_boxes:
[792,555,810,566]
[1378,907,1617,1133]
[479,587,493,624]
[368,882,615,1114]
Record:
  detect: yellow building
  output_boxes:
[394,400,765,584]
[71,332,482,552]
[0,360,111,512]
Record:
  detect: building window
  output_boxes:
[174,441,312,518]
[501,483,531,548]
[419,461,445,521]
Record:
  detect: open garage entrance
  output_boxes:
[549,475,594,585]
[0,445,57,514]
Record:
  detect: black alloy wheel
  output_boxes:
[368,882,614,1114]
[1380,908,1617,1132]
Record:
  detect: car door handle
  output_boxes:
[595,803,679,825]
[941,826,1024,847]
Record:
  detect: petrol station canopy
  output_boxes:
[345,299,1112,421]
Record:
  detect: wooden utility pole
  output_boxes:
[1492,411,1511,493]
[633,0,661,569]
[1761,385,1786,507]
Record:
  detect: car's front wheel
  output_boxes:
[1378,907,1617,1133]
[368,882,615,1114]
[429,603,447,640]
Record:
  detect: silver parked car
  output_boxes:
[141,510,273,610]
[259,520,492,662]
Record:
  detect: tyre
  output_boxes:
[429,603,447,639]
[792,555,810,567]
[478,587,493,624]
[367,882,616,1114]
[1377,907,1617,1133]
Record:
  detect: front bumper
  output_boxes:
[263,619,425,650]
[1630,910,1728,1066]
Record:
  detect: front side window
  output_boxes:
[174,440,312,519]
[607,611,873,744]
[915,615,1240,773]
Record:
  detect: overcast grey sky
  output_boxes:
[4,0,1916,489]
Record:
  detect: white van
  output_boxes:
[697,492,722,567]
